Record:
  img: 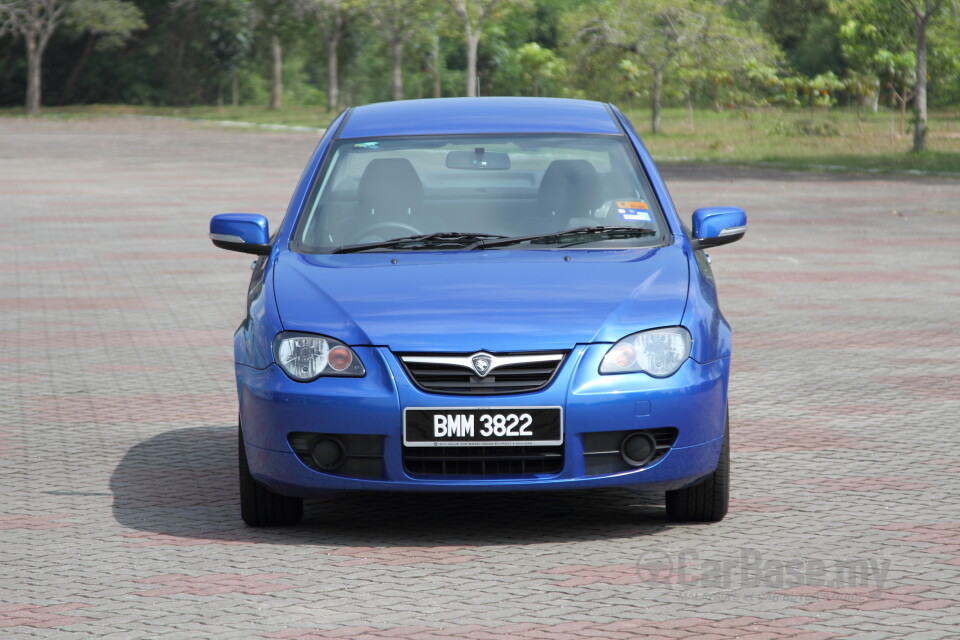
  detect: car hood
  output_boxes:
[273,248,689,352]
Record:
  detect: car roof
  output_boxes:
[337,97,621,138]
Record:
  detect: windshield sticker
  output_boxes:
[617,200,651,221]
[354,141,380,150]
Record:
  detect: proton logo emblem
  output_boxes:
[471,354,493,377]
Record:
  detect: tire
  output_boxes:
[665,416,729,523]
[239,424,303,527]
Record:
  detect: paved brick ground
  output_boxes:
[1,116,958,639]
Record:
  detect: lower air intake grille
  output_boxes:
[403,445,564,477]
[582,427,679,476]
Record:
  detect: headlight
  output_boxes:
[273,332,365,381]
[600,327,691,377]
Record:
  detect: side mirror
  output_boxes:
[209,214,272,255]
[690,207,747,250]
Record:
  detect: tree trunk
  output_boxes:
[61,35,96,105]
[232,71,240,107]
[465,28,480,97]
[430,34,442,98]
[912,12,928,152]
[650,68,662,134]
[390,39,403,101]
[270,35,282,110]
[25,36,42,115]
[899,88,907,136]
[327,34,340,111]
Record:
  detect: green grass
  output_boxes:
[621,106,960,175]
[0,103,333,128]
[3,103,959,175]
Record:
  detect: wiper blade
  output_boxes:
[333,232,508,254]
[476,226,658,249]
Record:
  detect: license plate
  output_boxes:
[403,407,563,447]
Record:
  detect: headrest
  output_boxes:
[537,160,601,218]
[358,158,424,214]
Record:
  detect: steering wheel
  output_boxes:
[348,221,424,244]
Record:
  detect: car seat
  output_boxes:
[343,158,427,243]
[536,160,602,231]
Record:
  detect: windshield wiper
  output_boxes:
[474,226,658,250]
[333,232,508,254]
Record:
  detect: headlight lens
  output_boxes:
[274,333,365,381]
[600,327,692,377]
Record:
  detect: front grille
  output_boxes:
[397,351,567,395]
[403,445,564,477]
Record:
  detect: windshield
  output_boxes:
[292,134,669,253]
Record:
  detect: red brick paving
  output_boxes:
[732,418,879,453]
[729,497,792,513]
[775,585,956,613]
[2,119,958,639]
[0,603,94,629]
[328,546,481,567]
[264,617,840,640]
[133,573,298,597]
[790,476,933,493]
[0,514,77,530]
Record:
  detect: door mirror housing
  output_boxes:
[690,207,747,250]
[210,213,272,255]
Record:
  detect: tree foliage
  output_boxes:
[0,0,143,112]
[1,0,959,153]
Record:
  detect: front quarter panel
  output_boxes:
[682,250,731,364]
[234,254,283,369]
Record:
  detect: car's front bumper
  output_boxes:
[237,344,729,496]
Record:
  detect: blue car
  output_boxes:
[210,97,746,526]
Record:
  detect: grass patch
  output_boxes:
[623,106,960,174]
[3,103,959,175]
[0,103,334,128]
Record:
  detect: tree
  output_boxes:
[203,0,254,108]
[574,0,706,132]
[59,0,145,105]
[251,0,301,109]
[835,5,909,113]
[445,0,509,97]
[897,0,953,150]
[505,41,564,96]
[358,0,432,101]
[572,0,776,133]
[0,0,68,113]
[303,0,349,110]
[761,0,844,77]
[927,9,960,107]
[671,9,780,114]
[0,0,143,113]
[837,0,958,150]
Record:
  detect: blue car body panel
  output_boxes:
[338,97,622,138]
[271,248,690,353]
[218,97,742,498]
[236,353,728,494]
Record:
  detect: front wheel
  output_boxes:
[665,417,729,522]
[239,424,303,526]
